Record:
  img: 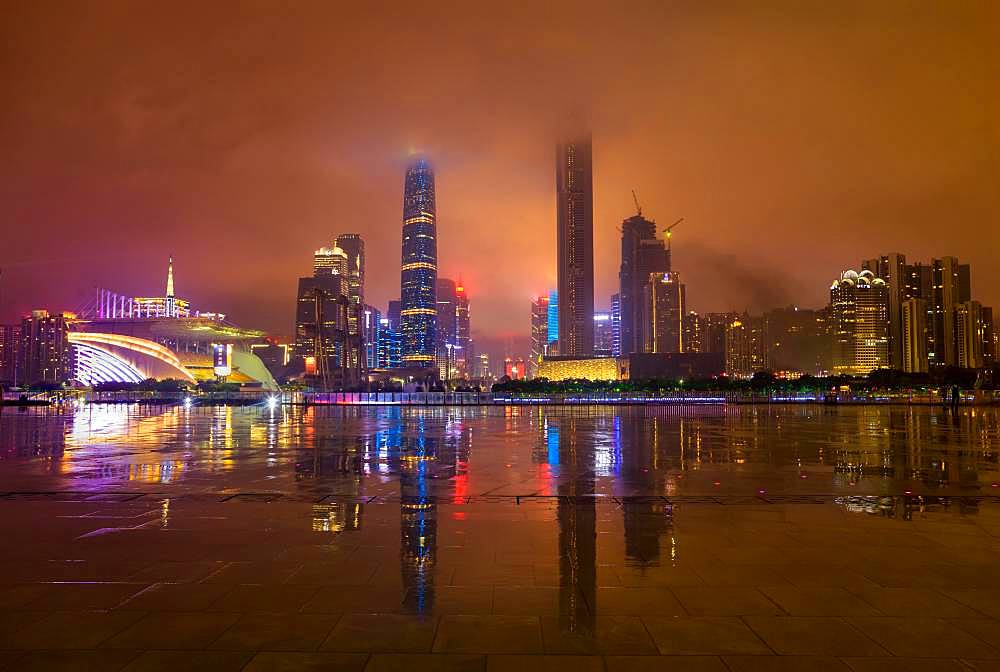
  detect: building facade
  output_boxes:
[619,214,669,355]
[644,272,685,354]
[555,136,594,356]
[900,298,929,373]
[725,315,769,378]
[400,157,438,367]
[829,270,889,376]
[19,310,72,385]
[529,295,550,378]
[593,312,613,356]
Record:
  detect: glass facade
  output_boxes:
[400,158,438,367]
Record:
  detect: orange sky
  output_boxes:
[2,1,998,358]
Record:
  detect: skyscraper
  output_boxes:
[19,310,72,385]
[593,312,613,356]
[862,253,906,369]
[829,270,890,375]
[610,294,622,357]
[901,298,929,373]
[956,300,986,369]
[314,246,349,279]
[455,281,472,377]
[725,314,769,378]
[644,272,685,354]
[400,157,438,368]
[529,295,550,378]
[336,234,366,362]
[435,278,458,378]
[620,214,669,355]
[547,290,559,354]
[555,136,594,356]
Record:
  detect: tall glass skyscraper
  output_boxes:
[556,136,595,356]
[400,157,438,367]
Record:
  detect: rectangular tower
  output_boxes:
[555,136,594,356]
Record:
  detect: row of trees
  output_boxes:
[492,366,997,394]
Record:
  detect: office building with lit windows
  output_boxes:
[555,136,594,356]
[399,157,438,367]
[644,272,685,354]
[829,269,889,375]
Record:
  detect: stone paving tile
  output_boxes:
[948,618,1000,650]
[208,584,320,613]
[671,588,784,616]
[11,611,147,650]
[540,615,657,655]
[616,565,705,588]
[433,616,543,654]
[242,651,369,671]
[322,614,437,653]
[286,561,379,586]
[25,582,147,610]
[642,616,771,655]
[493,586,583,616]
[6,649,140,672]
[302,585,405,614]
[403,586,494,615]
[364,653,485,672]
[964,662,1000,672]
[848,616,1000,658]
[693,565,792,588]
[848,587,982,617]
[759,587,880,616]
[120,649,253,672]
[0,584,55,609]
[742,617,887,656]
[0,611,55,648]
[102,612,241,650]
[486,654,605,672]
[594,587,686,616]
[840,657,969,671]
[200,561,304,584]
[943,589,1000,618]
[128,562,226,583]
[451,565,533,586]
[116,582,233,611]
[722,656,852,671]
[211,613,340,651]
[604,656,729,672]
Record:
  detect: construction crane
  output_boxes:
[663,217,684,252]
[631,190,642,217]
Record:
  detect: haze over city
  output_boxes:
[3,1,998,361]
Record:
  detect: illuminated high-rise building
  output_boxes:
[455,281,472,377]
[314,246,349,279]
[956,300,986,369]
[555,136,594,356]
[593,312,613,356]
[0,324,21,383]
[610,294,622,357]
[435,278,458,378]
[336,234,366,359]
[19,310,72,385]
[862,254,906,369]
[547,290,559,354]
[400,157,438,367]
[901,298,929,373]
[725,314,769,378]
[829,269,889,375]
[644,272,685,354]
[620,214,669,355]
[530,295,550,377]
[362,304,381,370]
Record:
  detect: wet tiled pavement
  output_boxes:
[0,404,999,670]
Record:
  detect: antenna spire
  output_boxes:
[166,255,175,298]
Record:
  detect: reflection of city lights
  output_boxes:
[183,396,192,408]
[267,395,279,410]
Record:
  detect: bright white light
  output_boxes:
[183,396,193,408]
[267,395,279,409]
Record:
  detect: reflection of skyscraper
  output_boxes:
[400,157,438,368]
[556,137,594,356]
[555,417,596,637]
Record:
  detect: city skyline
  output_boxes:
[1,2,998,359]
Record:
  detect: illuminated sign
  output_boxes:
[213,343,233,377]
